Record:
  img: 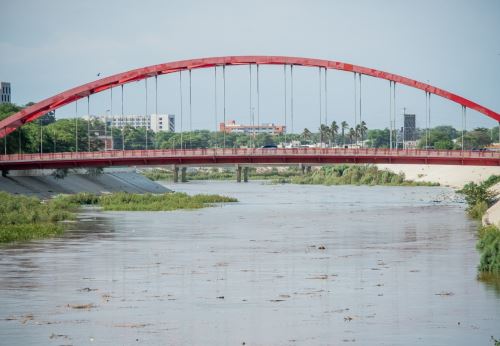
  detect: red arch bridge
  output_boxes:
[0,148,499,171]
[0,55,499,170]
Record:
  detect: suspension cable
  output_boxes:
[40,116,43,154]
[359,73,362,146]
[290,65,294,135]
[353,73,357,143]
[189,69,193,149]
[87,96,91,151]
[389,81,392,149]
[121,84,125,150]
[145,78,148,150]
[155,75,158,149]
[319,67,322,141]
[284,64,287,144]
[324,67,328,126]
[428,93,431,148]
[75,100,78,152]
[214,66,217,147]
[223,64,226,149]
[109,86,113,150]
[249,64,253,147]
[257,64,260,139]
[393,82,397,149]
[179,71,183,149]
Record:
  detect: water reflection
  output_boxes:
[0,182,498,345]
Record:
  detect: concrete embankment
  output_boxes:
[377,164,500,189]
[376,164,500,227]
[0,169,169,198]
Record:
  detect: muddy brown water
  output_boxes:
[0,181,499,345]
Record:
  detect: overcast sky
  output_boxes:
[1,0,499,132]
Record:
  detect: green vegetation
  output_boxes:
[0,192,75,243]
[54,192,237,211]
[459,175,500,274]
[459,176,499,219]
[477,225,500,273]
[0,191,237,243]
[272,165,438,186]
[2,102,498,154]
[142,166,436,186]
[142,167,300,182]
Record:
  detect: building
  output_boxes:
[219,120,286,135]
[403,113,416,142]
[88,114,175,133]
[1,82,11,104]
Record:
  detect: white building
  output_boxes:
[1,82,11,104]
[86,114,175,133]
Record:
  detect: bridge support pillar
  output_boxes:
[181,167,187,183]
[299,163,305,175]
[173,166,179,183]
[243,167,249,182]
[236,165,242,183]
[1,169,8,177]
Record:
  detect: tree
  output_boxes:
[348,128,355,144]
[301,128,312,142]
[341,121,349,145]
[330,121,339,146]
[359,121,368,146]
[319,124,330,145]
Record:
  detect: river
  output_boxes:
[0,181,499,345]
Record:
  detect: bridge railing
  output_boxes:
[0,148,499,163]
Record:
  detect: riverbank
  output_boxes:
[458,176,500,275]
[142,165,438,186]
[0,170,169,198]
[377,164,500,189]
[0,192,237,243]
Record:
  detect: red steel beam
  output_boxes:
[1,56,499,139]
[1,148,499,170]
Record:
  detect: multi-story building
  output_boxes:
[219,120,286,135]
[88,114,175,133]
[1,82,11,104]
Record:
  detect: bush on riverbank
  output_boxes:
[0,192,75,243]
[458,175,500,274]
[275,165,438,186]
[458,176,499,219]
[142,167,300,182]
[477,225,500,273]
[54,192,238,211]
[0,191,237,243]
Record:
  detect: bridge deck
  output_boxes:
[1,148,499,170]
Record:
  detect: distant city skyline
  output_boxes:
[1,0,499,132]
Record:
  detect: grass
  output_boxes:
[477,225,500,274]
[458,175,500,275]
[142,165,438,187]
[272,165,438,186]
[53,192,238,211]
[0,192,75,243]
[0,191,237,243]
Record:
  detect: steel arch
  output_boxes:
[1,55,499,139]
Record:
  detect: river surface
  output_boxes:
[0,181,499,345]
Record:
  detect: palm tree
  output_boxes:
[348,127,355,145]
[301,128,312,142]
[359,121,368,147]
[355,124,361,145]
[341,121,349,145]
[319,124,330,145]
[330,121,339,146]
